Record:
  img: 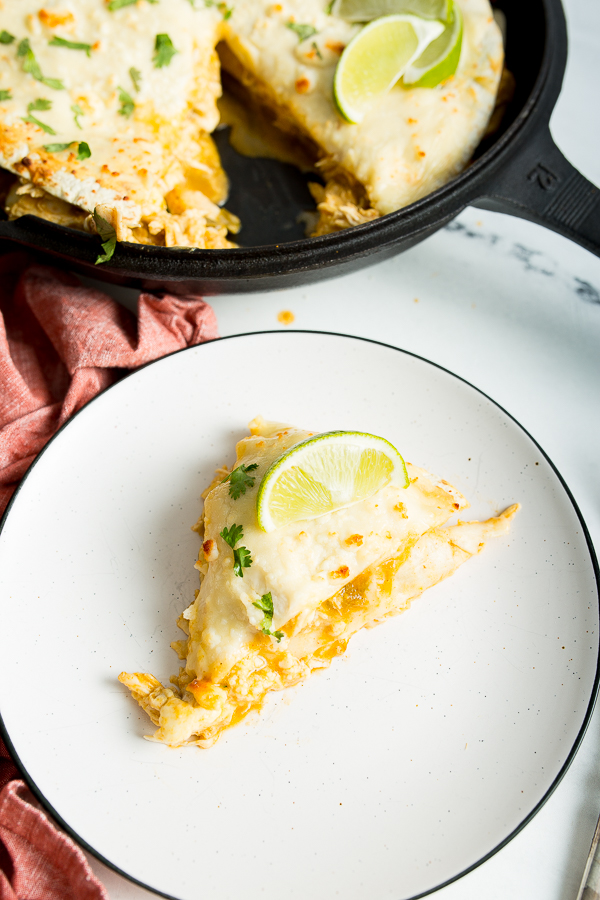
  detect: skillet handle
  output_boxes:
[474,125,600,258]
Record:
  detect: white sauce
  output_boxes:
[187,425,468,681]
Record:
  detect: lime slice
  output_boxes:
[402,3,462,87]
[256,431,409,532]
[331,0,451,22]
[334,14,445,124]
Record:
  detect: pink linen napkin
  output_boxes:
[0,252,218,517]
[0,760,109,900]
[0,251,219,897]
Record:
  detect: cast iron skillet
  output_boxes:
[0,0,598,294]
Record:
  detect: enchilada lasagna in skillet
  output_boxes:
[0,0,503,253]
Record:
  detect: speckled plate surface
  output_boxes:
[0,331,598,900]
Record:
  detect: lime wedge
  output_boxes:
[331,0,451,22]
[402,2,462,87]
[256,431,409,532]
[334,14,445,124]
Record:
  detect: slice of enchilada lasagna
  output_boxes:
[0,0,503,250]
[120,419,518,748]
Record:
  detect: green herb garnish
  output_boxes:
[93,209,117,265]
[252,593,284,641]
[311,40,323,59]
[43,142,72,152]
[22,114,56,134]
[220,524,252,578]
[233,545,252,577]
[77,141,91,159]
[153,33,178,68]
[28,98,52,111]
[71,103,84,129]
[117,86,135,117]
[203,0,233,17]
[45,140,91,160]
[129,66,142,91]
[221,463,258,500]
[49,36,93,56]
[0,90,11,101]
[18,38,64,90]
[107,0,157,9]
[221,523,244,549]
[0,31,15,44]
[286,21,318,42]
[22,99,55,134]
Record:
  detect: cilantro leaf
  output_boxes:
[49,36,93,57]
[286,21,318,42]
[0,90,12,101]
[252,593,284,641]
[93,209,117,265]
[18,38,64,90]
[233,545,252,578]
[253,592,274,616]
[0,31,15,44]
[22,99,55,134]
[44,141,90,160]
[42,76,64,90]
[220,524,252,577]
[153,33,178,68]
[43,142,72,152]
[220,523,244,549]
[117,86,135,117]
[22,114,56,135]
[107,0,158,10]
[221,463,258,500]
[129,66,142,91]
[28,98,52,112]
[71,103,84,129]
[203,0,234,17]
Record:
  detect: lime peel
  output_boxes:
[334,14,445,123]
[256,431,409,533]
[402,2,462,87]
[331,0,452,22]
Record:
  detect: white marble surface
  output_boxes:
[80,0,600,896]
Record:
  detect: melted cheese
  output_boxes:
[0,0,238,247]
[1,0,503,246]
[188,423,468,682]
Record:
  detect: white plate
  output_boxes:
[0,331,598,900]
